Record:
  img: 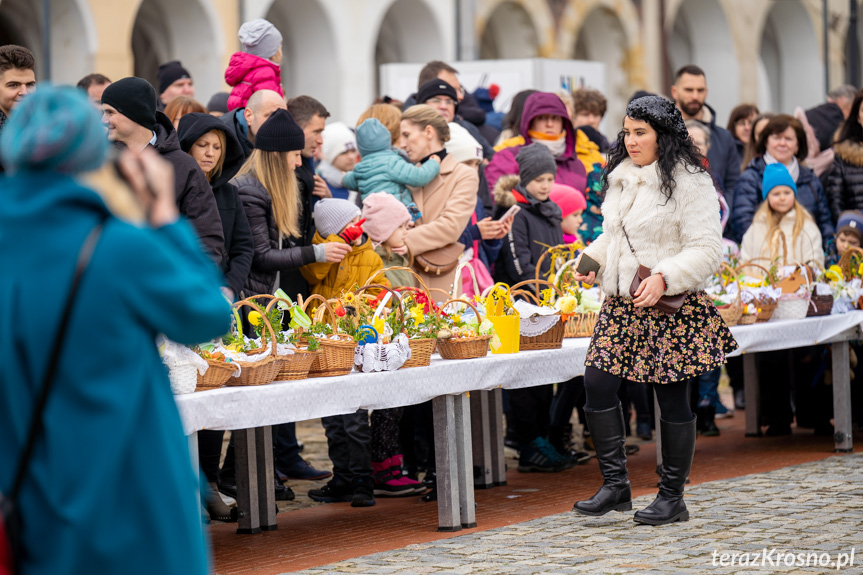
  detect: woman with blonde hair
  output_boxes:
[233,108,351,298]
[400,104,479,291]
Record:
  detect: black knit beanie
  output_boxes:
[100,77,157,129]
[254,108,305,152]
[416,79,459,106]
[157,60,191,95]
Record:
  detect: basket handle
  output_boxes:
[838,246,863,280]
[719,262,742,305]
[451,261,480,300]
[511,289,541,305]
[535,243,581,284]
[439,298,484,324]
[484,282,515,316]
[300,294,340,333]
[353,284,406,336]
[233,299,277,355]
[510,278,563,299]
[769,229,789,266]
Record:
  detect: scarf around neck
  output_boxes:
[528,130,567,157]
[763,152,800,183]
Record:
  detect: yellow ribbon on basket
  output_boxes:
[483,283,520,354]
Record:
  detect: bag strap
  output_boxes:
[621,223,640,263]
[9,222,104,501]
[471,211,479,256]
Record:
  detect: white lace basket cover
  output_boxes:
[514,300,561,337]
[354,333,412,373]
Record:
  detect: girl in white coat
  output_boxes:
[739,163,824,267]
[572,96,737,526]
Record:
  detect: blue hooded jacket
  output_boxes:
[342,118,440,206]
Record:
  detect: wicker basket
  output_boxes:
[755,297,778,322]
[509,279,566,350]
[226,300,281,386]
[437,299,491,359]
[301,294,356,378]
[738,313,757,325]
[276,349,319,380]
[772,263,812,321]
[196,357,239,391]
[565,312,598,338]
[807,293,834,317]
[715,263,743,327]
[402,337,436,368]
[838,246,863,280]
[168,363,198,394]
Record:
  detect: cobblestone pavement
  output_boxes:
[291,454,863,575]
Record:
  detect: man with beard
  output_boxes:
[671,65,740,209]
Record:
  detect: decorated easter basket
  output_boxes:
[300,294,356,378]
[543,255,599,338]
[226,300,280,386]
[436,299,492,360]
[736,262,778,322]
[350,284,413,373]
[804,260,834,317]
[715,263,743,327]
[373,265,440,369]
[510,279,565,350]
[196,357,239,391]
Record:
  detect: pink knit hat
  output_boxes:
[362,193,411,243]
[549,183,586,218]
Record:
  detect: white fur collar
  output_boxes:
[606,158,661,190]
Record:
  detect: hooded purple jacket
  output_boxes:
[484,92,587,193]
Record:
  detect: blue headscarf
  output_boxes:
[0,84,108,174]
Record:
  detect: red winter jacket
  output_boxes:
[224,52,284,111]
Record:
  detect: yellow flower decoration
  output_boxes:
[825,265,843,283]
[343,292,355,304]
[858,262,863,277]
[451,314,462,326]
[248,311,262,326]
[409,305,425,324]
[373,316,385,336]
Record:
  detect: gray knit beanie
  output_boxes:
[516,143,557,185]
[314,198,361,238]
[238,19,283,59]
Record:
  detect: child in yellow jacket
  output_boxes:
[301,198,387,507]
[301,198,389,299]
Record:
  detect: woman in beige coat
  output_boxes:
[401,105,479,292]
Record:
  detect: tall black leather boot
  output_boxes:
[634,416,696,525]
[572,404,632,516]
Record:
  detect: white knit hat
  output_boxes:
[321,122,357,165]
[314,198,361,237]
[445,122,483,164]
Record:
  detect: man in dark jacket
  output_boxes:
[0,45,36,174]
[177,112,254,300]
[220,88,287,159]
[287,95,332,243]
[101,77,225,263]
[671,65,740,207]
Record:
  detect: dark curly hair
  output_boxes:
[602,100,706,202]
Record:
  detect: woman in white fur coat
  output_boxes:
[571,96,738,526]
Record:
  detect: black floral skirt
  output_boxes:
[584,292,738,384]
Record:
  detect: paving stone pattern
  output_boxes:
[291,454,863,575]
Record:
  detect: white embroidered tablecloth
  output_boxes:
[175,312,863,435]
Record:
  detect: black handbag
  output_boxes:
[621,224,685,315]
[0,223,103,575]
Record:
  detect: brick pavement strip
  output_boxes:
[292,454,863,575]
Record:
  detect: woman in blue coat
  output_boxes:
[0,86,229,574]
[731,114,834,247]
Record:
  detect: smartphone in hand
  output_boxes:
[499,204,521,224]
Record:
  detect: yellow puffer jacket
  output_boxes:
[301,233,389,300]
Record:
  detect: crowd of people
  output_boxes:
[3,15,863,572]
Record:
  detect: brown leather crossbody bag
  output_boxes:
[414,242,464,276]
[622,225,686,315]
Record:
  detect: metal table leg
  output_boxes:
[470,391,493,488]
[433,395,461,532]
[455,392,476,528]
[188,432,205,524]
[256,426,277,530]
[832,342,854,452]
[743,354,762,437]
[234,428,261,534]
[487,388,507,486]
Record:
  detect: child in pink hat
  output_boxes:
[549,183,586,244]
[362,192,414,288]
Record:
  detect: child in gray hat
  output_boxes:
[225,19,285,111]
